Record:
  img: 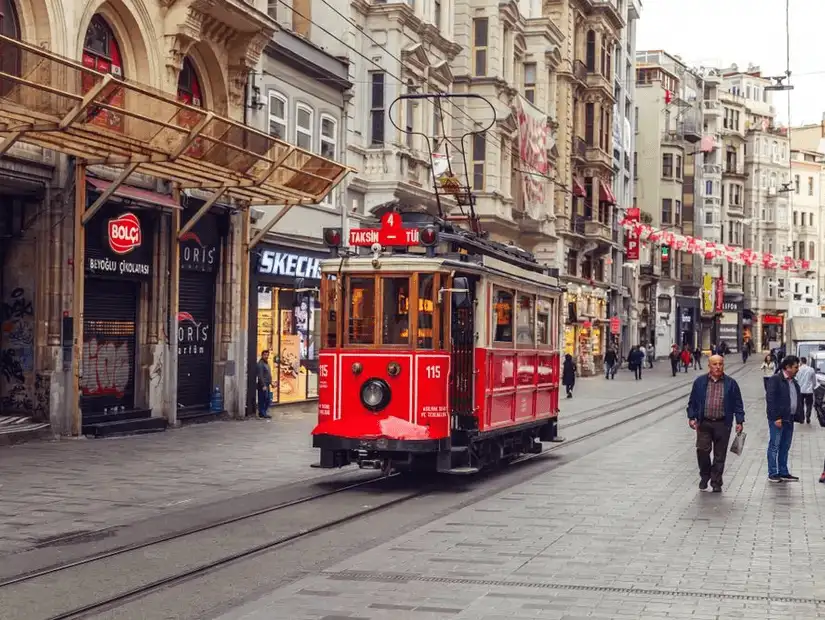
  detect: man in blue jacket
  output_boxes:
[765,355,802,482]
[687,355,745,492]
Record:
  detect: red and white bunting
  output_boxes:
[619,218,812,272]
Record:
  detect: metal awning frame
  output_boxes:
[0,35,353,208]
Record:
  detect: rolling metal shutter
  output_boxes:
[177,271,215,409]
[81,279,138,415]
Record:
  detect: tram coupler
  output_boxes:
[358,459,383,470]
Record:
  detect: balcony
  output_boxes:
[573,60,588,84]
[680,120,701,144]
[723,164,747,178]
[584,218,612,245]
[702,163,722,179]
[703,100,722,116]
[640,264,660,279]
[568,214,586,235]
[585,145,613,171]
[591,0,626,28]
[661,130,686,147]
[586,71,614,99]
[573,136,587,162]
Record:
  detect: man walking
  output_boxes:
[796,356,816,424]
[765,355,802,482]
[686,355,745,492]
[604,347,618,380]
[256,349,274,419]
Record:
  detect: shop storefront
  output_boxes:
[82,199,156,415]
[249,244,327,407]
[676,295,699,349]
[742,309,754,353]
[761,313,784,351]
[177,202,225,413]
[563,287,607,376]
[718,295,743,354]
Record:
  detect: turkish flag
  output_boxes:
[665,89,673,104]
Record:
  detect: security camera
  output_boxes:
[370,242,382,254]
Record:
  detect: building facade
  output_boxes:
[633,50,703,357]
[0,0,347,434]
[546,0,625,375]
[245,17,352,410]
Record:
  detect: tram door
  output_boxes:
[449,276,476,434]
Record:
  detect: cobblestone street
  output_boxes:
[0,362,698,557]
[215,364,825,620]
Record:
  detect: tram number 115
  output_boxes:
[425,365,441,379]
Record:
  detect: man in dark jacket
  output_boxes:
[256,350,274,419]
[687,355,745,492]
[604,347,618,379]
[765,355,802,482]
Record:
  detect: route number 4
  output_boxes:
[425,365,441,379]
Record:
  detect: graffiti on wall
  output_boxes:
[1,287,35,412]
[81,339,132,397]
[34,373,50,421]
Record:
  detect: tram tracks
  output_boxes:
[1,365,755,620]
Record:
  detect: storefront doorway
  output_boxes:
[250,243,327,408]
[81,201,154,415]
[177,204,222,412]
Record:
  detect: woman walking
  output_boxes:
[761,353,776,390]
[562,354,576,398]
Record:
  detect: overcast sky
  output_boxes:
[636,0,824,127]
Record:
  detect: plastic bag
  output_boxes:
[730,431,746,455]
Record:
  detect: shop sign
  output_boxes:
[763,314,783,325]
[624,207,640,260]
[719,323,738,342]
[349,212,420,247]
[722,298,743,313]
[180,208,221,273]
[610,316,620,334]
[258,249,323,281]
[86,209,152,278]
[177,311,210,356]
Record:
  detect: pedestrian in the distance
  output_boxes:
[604,347,618,380]
[741,345,749,364]
[765,355,802,483]
[562,354,576,398]
[256,349,274,419]
[680,346,691,373]
[669,345,680,377]
[629,345,643,380]
[687,355,745,492]
[796,356,816,424]
[646,343,655,368]
[693,346,703,370]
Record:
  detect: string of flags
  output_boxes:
[620,210,811,272]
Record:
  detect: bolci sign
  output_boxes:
[108,213,142,254]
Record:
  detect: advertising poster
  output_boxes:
[278,333,303,402]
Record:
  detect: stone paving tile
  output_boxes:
[214,365,825,618]
[0,363,690,557]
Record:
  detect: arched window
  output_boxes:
[177,57,203,107]
[0,0,21,96]
[585,30,596,72]
[82,15,124,131]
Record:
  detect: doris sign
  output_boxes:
[108,213,142,254]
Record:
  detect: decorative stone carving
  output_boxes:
[227,31,270,109]
[164,9,205,85]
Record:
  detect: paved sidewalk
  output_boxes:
[0,361,718,557]
[220,366,825,620]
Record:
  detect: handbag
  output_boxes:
[794,407,805,424]
[730,431,746,455]
[816,402,825,428]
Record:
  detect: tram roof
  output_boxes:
[320,254,562,292]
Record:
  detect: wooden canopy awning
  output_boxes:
[0,35,352,206]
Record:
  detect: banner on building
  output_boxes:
[513,96,550,220]
[714,278,725,313]
[624,207,640,260]
[701,274,714,314]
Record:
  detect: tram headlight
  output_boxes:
[360,378,391,412]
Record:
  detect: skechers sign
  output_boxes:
[86,210,152,279]
[257,248,323,281]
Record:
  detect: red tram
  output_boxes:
[311,212,562,474]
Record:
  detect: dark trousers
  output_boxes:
[693,357,702,369]
[696,419,732,488]
[670,359,679,376]
[803,393,814,421]
[257,387,271,416]
[634,365,642,380]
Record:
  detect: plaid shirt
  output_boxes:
[704,376,725,420]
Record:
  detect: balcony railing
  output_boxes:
[703,100,720,111]
[724,164,747,176]
[574,60,587,84]
[702,163,722,176]
[570,214,586,235]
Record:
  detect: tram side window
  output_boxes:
[516,294,535,345]
[323,274,338,347]
[382,277,410,345]
[348,277,376,345]
[493,289,514,343]
[537,298,551,346]
[417,273,435,349]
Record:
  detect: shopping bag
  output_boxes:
[816,403,825,428]
[730,431,746,455]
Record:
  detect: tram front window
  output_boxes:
[348,277,376,345]
[382,277,410,345]
[417,274,435,349]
